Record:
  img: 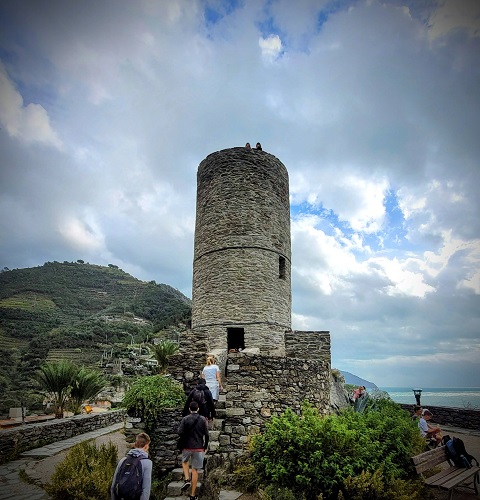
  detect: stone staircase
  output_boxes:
[164,467,204,499]
[164,394,227,499]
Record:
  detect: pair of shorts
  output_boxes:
[182,449,205,469]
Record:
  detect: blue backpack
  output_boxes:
[113,454,145,499]
[444,436,477,469]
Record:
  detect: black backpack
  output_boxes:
[192,388,205,406]
[444,436,478,469]
[113,454,145,500]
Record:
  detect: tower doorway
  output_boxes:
[227,327,245,351]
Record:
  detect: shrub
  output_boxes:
[121,374,185,431]
[151,340,179,373]
[261,484,301,500]
[331,368,344,383]
[45,440,117,499]
[248,400,425,499]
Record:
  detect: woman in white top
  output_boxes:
[202,356,223,401]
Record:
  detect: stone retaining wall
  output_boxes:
[0,410,126,464]
[399,403,480,430]
[219,351,330,453]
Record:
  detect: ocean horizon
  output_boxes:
[380,387,480,409]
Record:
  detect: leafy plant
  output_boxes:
[343,469,424,500]
[121,374,185,431]
[45,440,118,499]
[69,367,107,415]
[247,400,425,500]
[37,360,78,418]
[151,340,179,373]
[331,368,344,383]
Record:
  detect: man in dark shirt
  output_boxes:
[182,378,216,421]
[178,401,209,500]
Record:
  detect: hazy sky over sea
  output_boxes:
[0,0,479,387]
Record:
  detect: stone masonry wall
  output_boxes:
[219,351,330,454]
[192,147,291,355]
[399,403,480,430]
[286,330,331,362]
[125,411,184,474]
[0,409,126,464]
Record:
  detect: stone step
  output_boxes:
[167,480,202,497]
[216,394,226,410]
[219,490,244,500]
[209,430,221,441]
[171,467,204,481]
[216,408,226,419]
[212,417,223,430]
[208,440,220,452]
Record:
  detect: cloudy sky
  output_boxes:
[1,0,479,388]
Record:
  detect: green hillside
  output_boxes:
[0,261,191,413]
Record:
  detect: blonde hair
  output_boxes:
[206,356,215,366]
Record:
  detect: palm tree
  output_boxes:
[152,340,179,373]
[37,360,78,418]
[69,367,106,415]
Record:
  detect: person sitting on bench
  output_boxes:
[418,409,442,447]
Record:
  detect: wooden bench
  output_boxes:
[412,445,480,500]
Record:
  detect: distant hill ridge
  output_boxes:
[0,261,192,413]
[340,370,378,389]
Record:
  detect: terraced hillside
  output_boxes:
[0,261,191,413]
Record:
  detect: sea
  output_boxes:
[379,387,480,409]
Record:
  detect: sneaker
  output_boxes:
[181,478,191,491]
[189,496,198,500]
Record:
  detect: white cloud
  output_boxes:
[0,63,62,148]
[428,0,480,39]
[58,214,105,252]
[259,34,283,62]
[0,0,479,387]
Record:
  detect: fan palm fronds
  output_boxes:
[37,360,78,418]
[152,340,179,373]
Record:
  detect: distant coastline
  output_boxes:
[381,387,480,409]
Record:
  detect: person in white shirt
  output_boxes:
[202,356,223,402]
[418,409,442,447]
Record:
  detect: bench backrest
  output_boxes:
[412,446,448,474]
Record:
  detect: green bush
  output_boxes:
[121,374,185,431]
[45,440,117,499]
[248,400,425,500]
[262,484,301,500]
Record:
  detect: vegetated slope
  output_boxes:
[0,261,191,412]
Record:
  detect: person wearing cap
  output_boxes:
[418,408,442,447]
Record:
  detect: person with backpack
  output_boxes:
[111,432,152,500]
[178,400,210,500]
[183,378,216,422]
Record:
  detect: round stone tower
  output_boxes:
[192,147,291,356]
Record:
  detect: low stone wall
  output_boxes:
[0,410,126,464]
[399,403,480,430]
